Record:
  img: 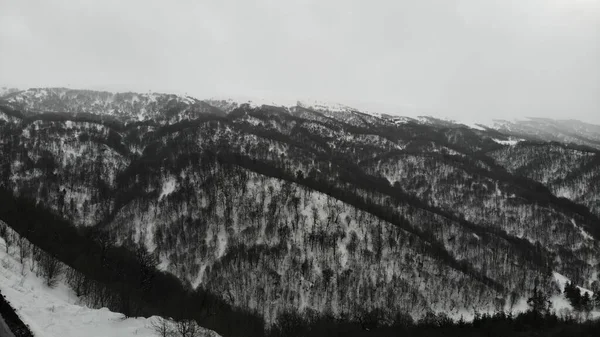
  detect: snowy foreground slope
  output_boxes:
[0,234,219,337]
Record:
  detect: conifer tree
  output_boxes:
[564,282,583,311]
[527,285,551,315]
[581,293,593,318]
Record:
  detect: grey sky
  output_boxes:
[1,0,599,123]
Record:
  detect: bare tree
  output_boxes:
[87,227,112,268]
[150,316,175,337]
[30,244,41,272]
[3,230,13,253]
[39,252,63,287]
[17,236,31,274]
[134,243,159,291]
[66,266,89,297]
[0,222,7,241]
[175,319,200,337]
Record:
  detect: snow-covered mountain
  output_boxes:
[1,88,224,124]
[1,87,599,328]
[491,118,600,150]
[0,87,19,98]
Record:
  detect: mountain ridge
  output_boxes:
[0,86,599,326]
[3,87,599,151]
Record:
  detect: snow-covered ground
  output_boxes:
[0,233,218,337]
[553,272,595,298]
[551,272,599,319]
[445,272,599,322]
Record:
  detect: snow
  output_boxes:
[208,95,298,110]
[391,116,415,125]
[0,87,18,98]
[0,229,219,337]
[464,122,486,131]
[553,271,595,298]
[0,240,154,337]
[159,176,177,200]
[450,272,600,321]
[183,96,197,105]
[216,226,228,258]
[551,271,600,319]
[554,272,571,293]
[571,219,594,241]
[297,99,383,117]
[492,138,523,146]
[206,96,384,117]
[243,116,264,126]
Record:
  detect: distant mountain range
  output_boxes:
[3,87,599,150]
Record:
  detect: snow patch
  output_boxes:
[553,272,594,297]
[464,122,486,131]
[159,177,177,200]
[571,219,594,241]
[492,138,523,146]
[391,116,415,125]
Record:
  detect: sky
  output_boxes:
[1,0,599,123]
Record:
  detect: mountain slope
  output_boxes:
[1,87,599,326]
[0,225,220,337]
[492,118,600,150]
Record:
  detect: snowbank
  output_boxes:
[0,234,218,337]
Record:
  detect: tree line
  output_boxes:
[268,289,600,337]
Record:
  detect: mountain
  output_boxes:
[1,87,224,124]
[0,87,599,327]
[0,87,19,98]
[492,118,600,150]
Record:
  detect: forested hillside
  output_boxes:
[0,87,599,328]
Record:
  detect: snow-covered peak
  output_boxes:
[5,87,598,145]
[204,96,389,126]
[0,86,19,98]
[2,87,218,123]
[297,99,353,112]
[389,116,417,125]
[205,95,299,111]
[490,117,600,149]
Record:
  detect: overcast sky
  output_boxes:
[1,0,599,123]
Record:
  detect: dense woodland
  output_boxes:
[1,201,600,337]
[0,88,600,336]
